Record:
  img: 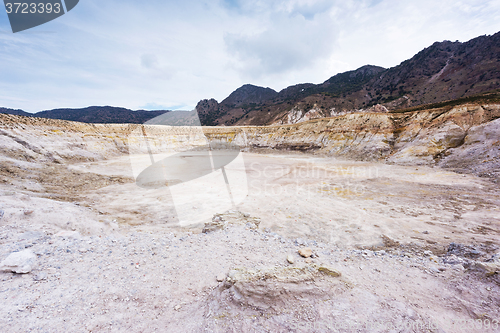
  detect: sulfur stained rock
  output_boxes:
[318,265,341,277]
[219,264,343,311]
[475,262,499,276]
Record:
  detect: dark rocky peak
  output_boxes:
[196,98,219,116]
[322,65,385,85]
[195,98,221,126]
[220,84,278,108]
[350,65,386,77]
[376,32,500,88]
[375,41,461,86]
[276,83,316,101]
[454,31,500,64]
[318,65,385,96]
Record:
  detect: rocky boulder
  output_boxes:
[0,249,36,274]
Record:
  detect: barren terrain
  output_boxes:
[0,108,499,332]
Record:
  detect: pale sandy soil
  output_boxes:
[1,151,499,332]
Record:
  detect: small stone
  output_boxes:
[443,254,463,265]
[452,264,464,271]
[305,258,312,263]
[295,238,307,246]
[23,210,34,216]
[298,247,312,258]
[174,305,181,311]
[0,249,36,274]
[216,274,225,282]
[78,248,87,253]
[423,251,433,256]
[429,267,440,274]
[33,272,48,281]
[286,255,294,264]
[0,210,4,219]
[362,250,372,257]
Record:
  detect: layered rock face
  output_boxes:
[203,103,500,179]
[1,102,499,179]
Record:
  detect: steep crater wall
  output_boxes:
[0,103,499,180]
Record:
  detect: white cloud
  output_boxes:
[224,1,339,79]
[140,54,175,80]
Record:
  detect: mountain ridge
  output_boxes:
[0,106,169,124]
[197,31,500,126]
[1,31,499,126]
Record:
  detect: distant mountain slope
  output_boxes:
[221,84,278,107]
[197,84,278,126]
[0,106,169,124]
[0,107,31,117]
[197,31,500,126]
[35,106,169,124]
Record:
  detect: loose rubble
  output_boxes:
[202,211,261,233]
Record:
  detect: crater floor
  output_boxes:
[1,151,499,332]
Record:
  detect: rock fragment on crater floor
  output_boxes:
[202,211,261,233]
[0,249,36,274]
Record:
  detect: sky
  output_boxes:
[0,0,499,112]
